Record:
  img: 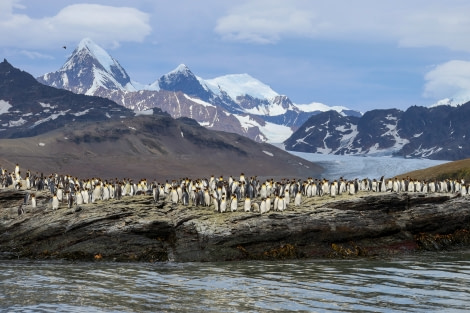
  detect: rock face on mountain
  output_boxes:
[284,104,470,161]
[0,59,134,139]
[37,38,358,143]
[1,189,469,262]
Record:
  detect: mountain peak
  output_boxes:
[157,64,213,101]
[38,37,135,94]
[0,58,13,72]
[205,74,278,101]
[159,64,196,85]
[64,37,119,75]
[75,37,116,74]
[170,64,191,75]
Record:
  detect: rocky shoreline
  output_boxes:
[1,188,470,262]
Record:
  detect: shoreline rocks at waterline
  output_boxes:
[1,189,470,262]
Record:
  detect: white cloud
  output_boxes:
[0,2,151,50]
[398,3,470,52]
[215,0,470,52]
[19,50,54,59]
[423,60,470,104]
[215,0,320,44]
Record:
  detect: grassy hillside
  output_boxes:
[0,115,323,181]
[398,158,470,181]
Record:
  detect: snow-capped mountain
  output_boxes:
[0,59,135,139]
[284,103,470,161]
[37,38,359,143]
[38,38,136,95]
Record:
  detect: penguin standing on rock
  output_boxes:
[170,187,179,204]
[230,194,238,212]
[220,196,227,213]
[52,194,59,210]
[23,192,30,205]
[212,195,220,212]
[260,198,267,214]
[265,196,271,213]
[152,184,160,203]
[18,203,24,216]
[76,190,84,205]
[294,191,302,207]
[31,193,36,209]
[244,196,251,212]
[182,187,189,206]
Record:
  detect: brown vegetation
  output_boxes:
[398,158,470,181]
[0,115,323,181]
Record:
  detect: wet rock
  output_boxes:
[1,189,469,262]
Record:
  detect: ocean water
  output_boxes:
[1,250,470,312]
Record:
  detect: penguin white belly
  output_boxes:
[82,190,89,204]
[76,192,84,205]
[171,190,178,204]
[204,192,210,206]
[265,198,271,212]
[230,198,238,212]
[57,189,63,202]
[52,196,59,210]
[102,187,110,201]
[260,200,266,214]
[220,200,227,213]
[294,193,301,206]
[277,198,284,212]
[92,187,101,202]
[244,198,251,212]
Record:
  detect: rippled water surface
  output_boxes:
[1,250,470,312]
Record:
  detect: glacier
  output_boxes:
[291,152,449,180]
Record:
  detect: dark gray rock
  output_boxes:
[1,189,469,262]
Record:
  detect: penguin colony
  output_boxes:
[1,164,468,215]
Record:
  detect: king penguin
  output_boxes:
[294,191,302,207]
[52,194,59,210]
[31,193,36,209]
[230,194,238,212]
[260,198,267,214]
[244,196,251,212]
[220,196,227,213]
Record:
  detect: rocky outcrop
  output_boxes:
[284,103,470,160]
[1,189,470,262]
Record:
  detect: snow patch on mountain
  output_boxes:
[296,102,350,115]
[232,114,292,143]
[337,124,359,150]
[204,74,278,100]
[0,100,12,115]
[8,117,26,127]
[258,121,293,143]
[244,105,286,116]
[183,94,215,108]
[430,97,469,108]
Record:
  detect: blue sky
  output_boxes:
[2,0,470,112]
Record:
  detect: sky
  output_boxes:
[2,0,470,112]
